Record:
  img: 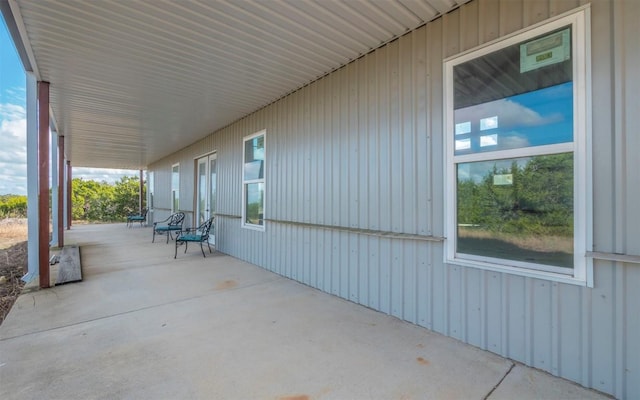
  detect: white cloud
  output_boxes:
[0,102,25,121]
[499,133,531,149]
[73,167,139,184]
[459,98,564,130]
[0,101,138,195]
[0,103,27,194]
[4,87,26,105]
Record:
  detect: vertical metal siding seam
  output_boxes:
[615,265,626,398]
[616,3,637,385]
[612,0,626,256]
[291,94,298,226]
[480,271,487,350]
[372,51,381,310]
[362,58,372,306]
[500,274,508,358]
[581,279,592,388]
[350,65,359,301]
[427,243,434,330]
[462,268,468,342]
[524,278,531,365]
[300,92,308,283]
[412,28,424,326]
[337,71,345,298]
[347,64,355,232]
[423,21,434,329]
[304,88,311,226]
[402,35,411,236]
[390,44,399,316]
[371,51,380,233]
[380,45,390,234]
[551,282,559,375]
[439,13,450,338]
[383,44,393,313]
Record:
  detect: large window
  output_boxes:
[171,163,179,213]
[444,8,591,284]
[243,130,265,230]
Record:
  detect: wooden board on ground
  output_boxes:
[55,245,82,285]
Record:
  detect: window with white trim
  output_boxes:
[242,130,265,230]
[171,163,179,213]
[444,8,591,284]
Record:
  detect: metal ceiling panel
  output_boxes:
[4,0,469,169]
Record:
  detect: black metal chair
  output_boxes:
[174,217,214,258]
[126,209,148,227]
[152,212,185,243]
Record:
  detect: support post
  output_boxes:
[24,73,38,283]
[67,161,72,229]
[58,135,64,246]
[139,169,144,214]
[38,81,50,289]
[50,130,58,247]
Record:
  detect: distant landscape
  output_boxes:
[0,174,143,325]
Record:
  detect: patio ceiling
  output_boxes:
[2,0,468,170]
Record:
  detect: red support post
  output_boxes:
[38,81,50,289]
[58,135,64,247]
[67,161,72,229]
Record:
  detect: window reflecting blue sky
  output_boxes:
[454,81,573,155]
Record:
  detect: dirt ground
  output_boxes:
[0,219,28,326]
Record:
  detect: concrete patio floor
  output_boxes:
[0,223,610,400]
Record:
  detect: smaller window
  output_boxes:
[242,130,265,230]
[171,163,180,213]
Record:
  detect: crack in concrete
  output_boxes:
[483,361,515,400]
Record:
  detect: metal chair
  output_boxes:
[126,209,148,227]
[152,212,185,243]
[174,217,214,258]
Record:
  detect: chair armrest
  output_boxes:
[153,215,174,227]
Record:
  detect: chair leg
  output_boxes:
[206,241,212,254]
[152,229,156,243]
[200,241,206,257]
[184,241,188,253]
[174,239,179,258]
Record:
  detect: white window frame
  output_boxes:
[444,6,592,286]
[171,163,180,213]
[148,171,154,211]
[242,130,266,231]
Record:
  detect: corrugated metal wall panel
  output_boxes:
[147,0,639,397]
[626,266,640,398]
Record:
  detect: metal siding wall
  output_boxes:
[618,1,640,396]
[145,0,639,397]
[147,163,173,223]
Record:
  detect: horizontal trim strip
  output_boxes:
[215,214,444,241]
[215,213,242,219]
[587,251,640,265]
[268,218,445,242]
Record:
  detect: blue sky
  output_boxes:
[1,18,137,195]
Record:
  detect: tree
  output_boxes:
[457,153,573,237]
[113,176,145,217]
[0,195,27,218]
[71,176,143,222]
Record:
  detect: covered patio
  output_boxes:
[0,224,607,399]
